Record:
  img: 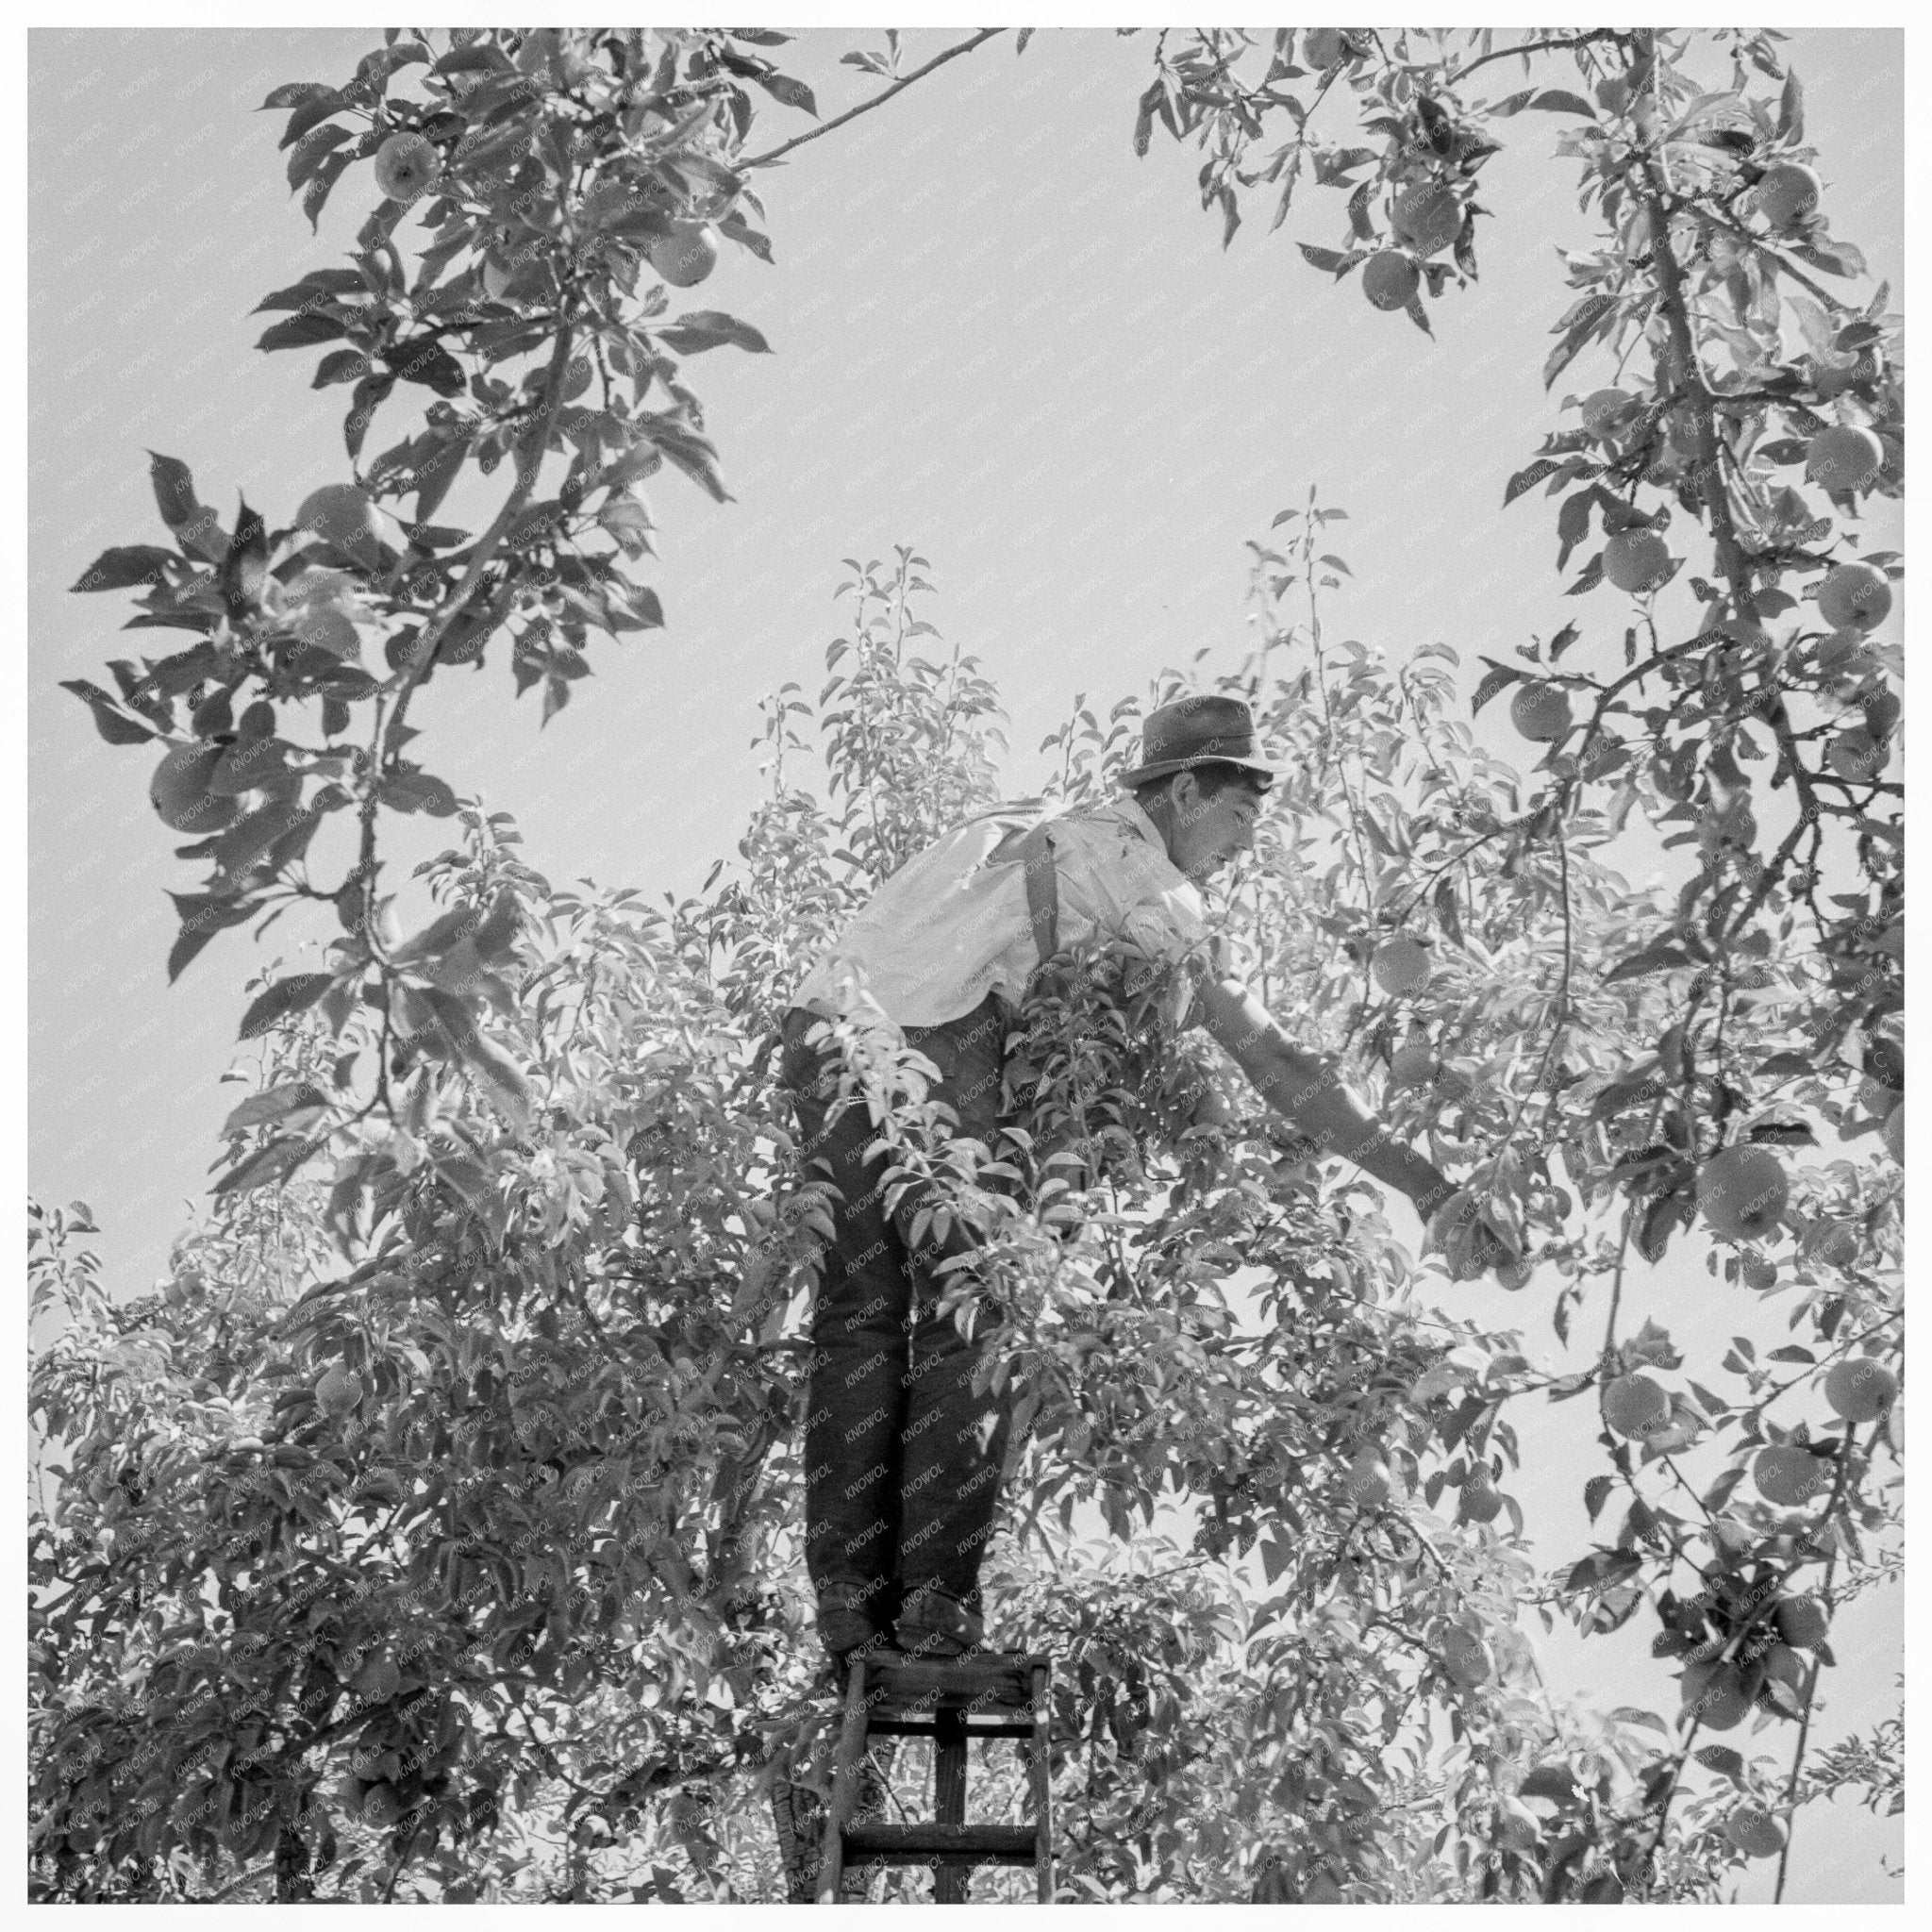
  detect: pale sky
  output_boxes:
[27,24,1903,1901]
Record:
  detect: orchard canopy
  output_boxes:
[31,25,1901,1906]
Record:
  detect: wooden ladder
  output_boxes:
[814,1651,1054,1904]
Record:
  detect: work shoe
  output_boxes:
[816,1580,890,1658]
[892,1587,985,1658]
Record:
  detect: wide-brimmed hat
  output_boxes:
[1118,693,1276,790]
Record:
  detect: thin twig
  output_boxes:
[1447,29,1628,88]
[742,30,1006,168]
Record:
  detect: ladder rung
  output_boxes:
[864,1717,1035,1740]
[863,1653,1044,1711]
[842,1823,1039,1866]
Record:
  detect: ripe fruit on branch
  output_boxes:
[1740,1253,1778,1291]
[357,1656,401,1702]
[150,742,238,834]
[1803,1216,1860,1269]
[1360,251,1419,311]
[1390,182,1461,257]
[1824,1357,1897,1424]
[297,484,390,567]
[1439,1625,1492,1687]
[1602,528,1673,593]
[1602,1372,1671,1440]
[1695,1144,1788,1241]
[361,1783,405,1827]
[1372,936,1430,996]
[1681,1658,1750,1731]
[1773,1595,1828,1649]
[1509,680,1574,742]
[1754,162,1822,230]
[1458,1469,1503,1522]
[315,1366,364,1414]
[1302,28,1364,70]
[1816,561,1891,631]
[1389,1041,1435,1088]
[374,132,441,205]
[1753,1443,1829,1507]
[1342,1450,1392,1510]
[648,222,719,288]
[1806,425,1884,493]
[1580,387,1631,436]
[1724,1806,1787,1859]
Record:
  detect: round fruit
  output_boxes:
[1459,1472,1503,1522]
[1806,425,1884,493]
[1372,936,1431,996]
[1740,1253,1778,1291]
[150,742,238,834]
[1581,387,1631,436]
[296,484,385,560]
[1361,251,1420,312]
[1883,1103,1904,1164]
[1824,1357,1897,1424]
[1494,1257,1534,1291]
[1343,1452,1392,1510]
[1816,561,1891,631]
[1302,1873,1344,1904]
[648,222,719,288]
[1755,163,1822,230]
[1695,1144,1789,1241]
[1725,1805,1787,1859]
[1683,1660,1751,1731]
[1773,1595,1828,1649]
[357,1656,402,1702]
[1595,75,1631,115]
[373,132,441,205]
[1390,183,1461,258]
[1302,28,1356,70]
[1509,680,1574,742]
[1754,1444,1828,1506]
[1602,1372,1671,1440]
[361,1782,405,1827]
[1603,528,1673,594]
[316,1366,363,1414]
[1439,1626,1492,1687]
[1804,1217,1861,1269]
[1389,1042,1435,1088]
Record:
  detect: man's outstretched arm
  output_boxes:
[1191,973,1449,1209]
[1190,973,1517,1275]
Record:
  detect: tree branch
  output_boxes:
[742,30,1006,169]
[1448,29,1628,89]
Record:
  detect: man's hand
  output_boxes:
[1424,1188,1520,1282]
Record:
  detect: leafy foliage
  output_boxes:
[38,21,1899,1907]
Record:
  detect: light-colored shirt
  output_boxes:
[789,793,1215,1031]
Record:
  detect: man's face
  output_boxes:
[1162,771,1262,882]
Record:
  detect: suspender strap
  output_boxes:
[1015,823,1060,967]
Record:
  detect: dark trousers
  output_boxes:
[778,995,1015,1633]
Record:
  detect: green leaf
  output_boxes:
[1470,662,1523,717]
[70,545,178,592]
[258,311,351,352]
[261,81,332,110]
[379,768,459,816]
[1607,1706,1667,1733]
[1297,242,1355,275]
[212,1135,310,1196]
[1583,1474,1613,1522]
[222,1083,330,1136]
[1604,943,1690,984]
[238,973,335,1041]
[167,891,258,981]
[60,680,158,744]
[655,311,772,355]
[1528,90,1596,117]
[287,121,352,191]
[1695,1742,1746,1779]
[1503,458,1561,507]
[753,71,816,115]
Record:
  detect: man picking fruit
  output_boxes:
[775,694,1517,1666]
